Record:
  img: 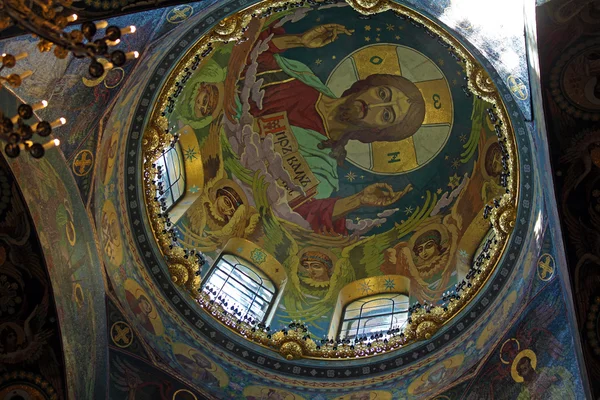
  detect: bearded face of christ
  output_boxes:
[335,85,412,131]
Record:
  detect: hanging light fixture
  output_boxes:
[0,0,138,158]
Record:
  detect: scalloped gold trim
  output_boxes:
[141,0,519,360]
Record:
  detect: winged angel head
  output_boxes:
[180,119,260,252]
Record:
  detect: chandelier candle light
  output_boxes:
[0,0,137,158]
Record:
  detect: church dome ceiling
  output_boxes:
[95,0,536,397]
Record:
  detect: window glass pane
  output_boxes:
[362,315,393,334]
[216,258,235,274]
[361,299,394,316]
[341,293,409,340]
[202,253,277,322]
[231,267,262,289]
[207,274,226,291]
[154,144,185,211]
[343,306,362,321]
[256,285,275,299]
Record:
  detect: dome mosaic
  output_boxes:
[78,1,542,388]
[139,0,521,361]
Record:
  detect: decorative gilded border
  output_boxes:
[140,0,519,360]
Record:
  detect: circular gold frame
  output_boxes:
[141,0,519,359]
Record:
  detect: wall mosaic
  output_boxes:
[106,296,211,399]
[88,0,579,398]
[0,88,108,398]
[436,277,585,399]
[537,0,600,396]
[162,1,517,343]
[0,155,67,400]
[0,1,220,203]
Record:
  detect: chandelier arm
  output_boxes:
[2,0,93,58]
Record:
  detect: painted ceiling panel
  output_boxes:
[89,0,587,398]
[0,0,589,398]
[0,152,68,400]
[0,90,108,398]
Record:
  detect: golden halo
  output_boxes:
[66,220,77,246]
[73,283,85,308]
[511,349,537,383]
[123,279,164,336]
[407,354,465,395]
[171,341,229,387]
[82,57,111,87]
[500,338,520,364]
[172,389,197,400]
[480,136,503,182]
[104,67,125,89]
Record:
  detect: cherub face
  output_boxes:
[416,239,439,261]
[5,330,16,348]
[194,83,219,118]
[192,353,211,369]
[215,195,236,219]
[302,260,330,282]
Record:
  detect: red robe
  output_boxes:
[245,26,347,235]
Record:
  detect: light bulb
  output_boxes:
[50,118,66,128]
[120,26,136,35]
[31,100,48,111]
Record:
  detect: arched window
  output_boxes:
[155,144,185,211]
[202,254,276,323]
[339,293,409,340]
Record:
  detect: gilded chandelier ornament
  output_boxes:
[0,0,138,158]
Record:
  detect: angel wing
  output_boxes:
[200,115,226,188]
[560,130,600,194]
[184,118,226,234]
[38,348,65,399]
[289,192,439,322]
[0,296,52,365]
[224,18,265,121]
[0,184,30,245]
[251,173,305,313]
[110,356,143,399]
[563,212,596,260]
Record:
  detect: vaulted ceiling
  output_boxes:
[0,0,594,399]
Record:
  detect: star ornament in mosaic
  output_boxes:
[184,146,198,161]
[251,248,267,265]
[360,280,373,295]
[448,173,461,189]
[384,278,396,291]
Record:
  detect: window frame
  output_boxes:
[338,293,409,340]
[201,253,278,324]
[156,143,186,211]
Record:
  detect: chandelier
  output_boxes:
[0,0,138,158]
